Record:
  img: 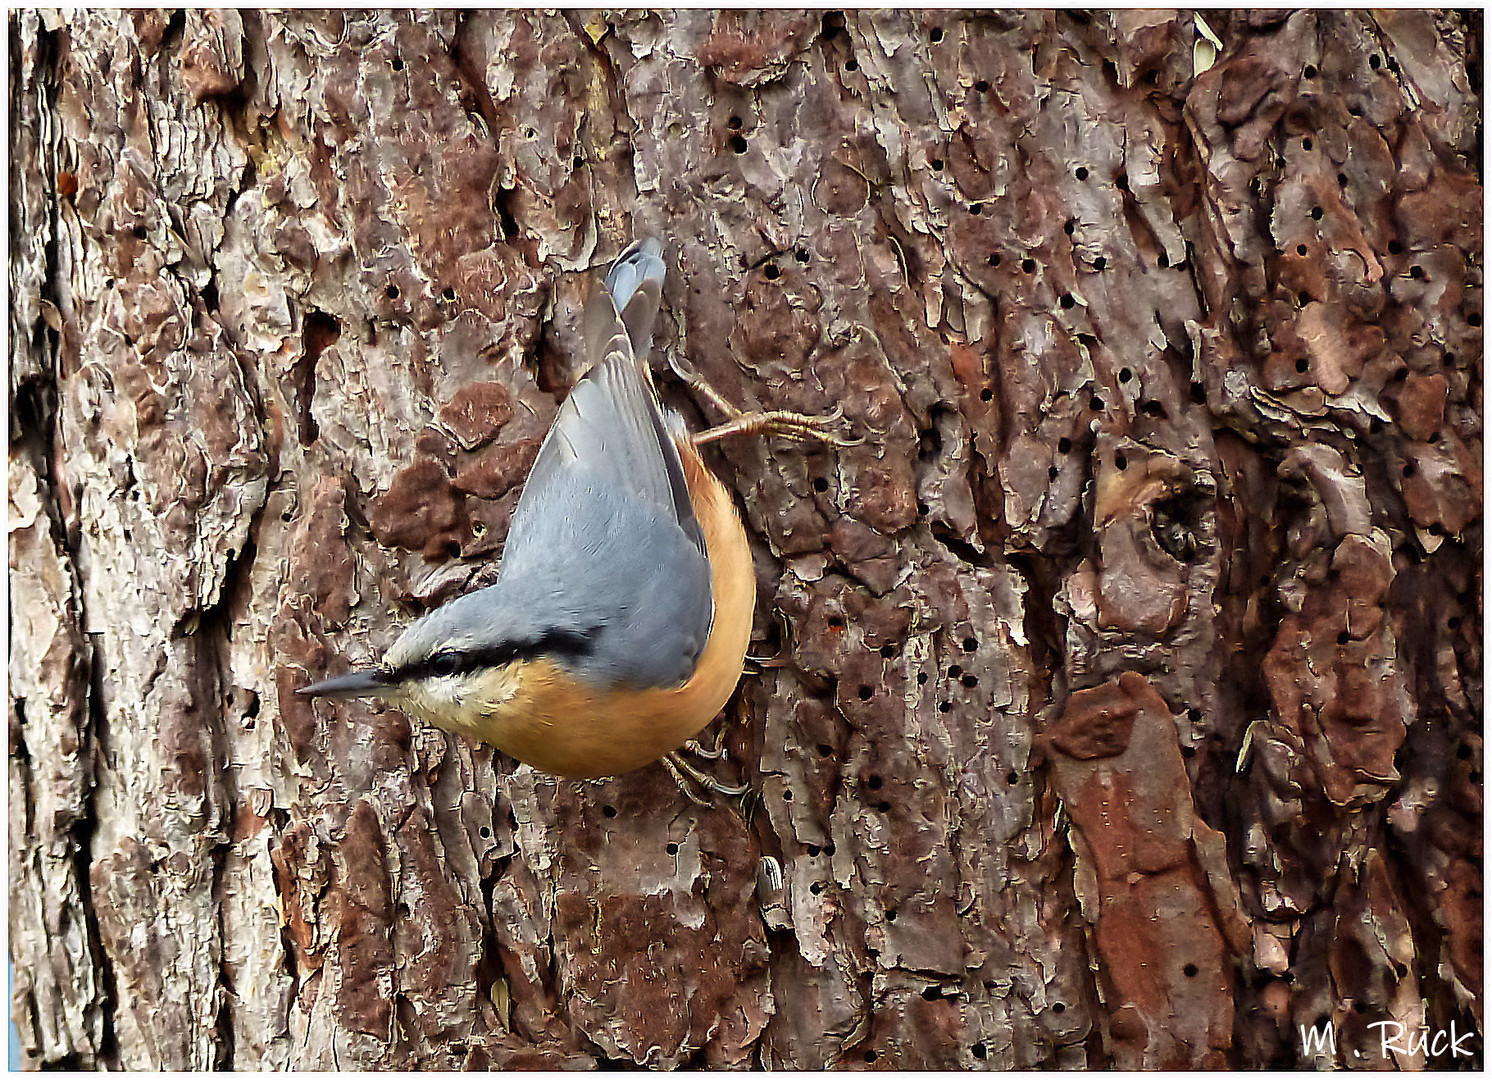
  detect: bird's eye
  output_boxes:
[429,652,463,678]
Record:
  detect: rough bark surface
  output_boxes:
[9,8,1482,1070]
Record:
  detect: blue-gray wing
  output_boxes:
[494,239,714,690]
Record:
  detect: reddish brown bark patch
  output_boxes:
[1047,672,1241,1068]
[369,457,470,559]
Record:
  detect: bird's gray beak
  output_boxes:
[299,669,393,698]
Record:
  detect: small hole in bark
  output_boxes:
[1454,742,1472,759]
[1119,367,1133,383]
[666,842,679,855]
[1393,962,1409,978]
[824,842,836,855]
[980,388,993,401]
[1142,68,1157,85]
[811,881,824,894]
[1296,244,1308,256]
[1115,453,1128,470]
[728,115,743,129]
[1392,366,1409,382]
[968,202,983,215]
[1053,1002,1066,1014]
[1303,64,1317,78]
[881,643,898,659]
[929,27,944,42]
[975,79,990,93]
[1188,708,1202,722]
[442,287,456,301]
[1183,963,1199,978]
[1337,631,1350,645]
[1006,771,1019,785]
[877,800,892,812]
[1302,137,1314,151]
[963,636,978,652]
[1353,1001,1368,1014]
[1181,745,1196,759]
[1058,437,1072,453]
[844,58,858,72]
[390,56,404,71]
[1369,53,1381,70]
[948,664,962,677]
[1295,358,1310,373]
[1093,256,1107,271]
[479,825,491,838]
[812,477,828,492]
[1471,771,1483,785]
[1021,258,1036,273]
[603,805,618,818]
[1064,220,1076,235]
[783,789,794,801]
[1469,313,1483,327]
[867,775,883,790]
[1448,616,1462,630]
[1157,252,1169,268]
[987,252,1002,266]
[858,685,873,701]
[1190,381,1206,403]
[386,284,400,299]
[1337,173,1348,187]
[1298,291,1312,307]
[1059,293,1075,309]
[885,909,897,922]
[1048,466,1059,480]
[764,264,780,280]
[972,1042,987,1059]
[821,11,844,38]
[961,674,978,688]
[807,844,821,856]
[1401,462,1417,478]
[863,1049,878,1062]
[1388,240,1404,255]
[917,672,929,685]
[938,701,952,713]
[1075,166,1089,180]
[795,249,810,263]
[132,224,147,240]
[1409,264,1425,280]
[922,985,942,1000]
[818,743,834,756]
[1386,56,1399,73]
[930,157,944,170]
[1089,395,1105,412]
[730,134,749,154]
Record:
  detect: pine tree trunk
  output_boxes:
[9,9,1481,1070]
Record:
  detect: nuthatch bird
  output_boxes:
[301,239,844,782]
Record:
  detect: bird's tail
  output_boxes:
[604,237,665,360]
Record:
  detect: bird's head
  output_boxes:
[298,589,595,736]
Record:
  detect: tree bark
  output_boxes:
[9,8,1481,1070]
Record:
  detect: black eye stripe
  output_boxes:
[397,628,597,682]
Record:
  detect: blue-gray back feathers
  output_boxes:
[387,239,715,691]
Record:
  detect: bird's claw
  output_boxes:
[662,723,751,806]
[693,405,858,448]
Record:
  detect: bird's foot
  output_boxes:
[671,359,858,447]
[693,404,856,447]
[662,726,750,806]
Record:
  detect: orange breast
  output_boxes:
[474,437,755,779]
